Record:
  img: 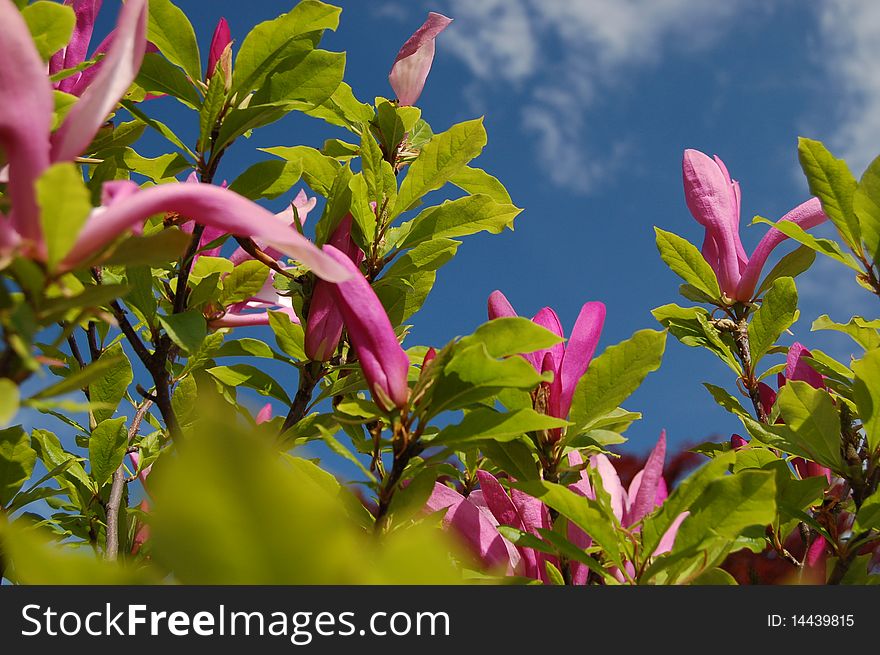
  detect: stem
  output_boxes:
[730,313,768,423]
[374,427,422,534]
[104,401,152,562]
[281,361,324,433]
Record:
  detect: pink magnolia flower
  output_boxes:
[0,0,347,283]
[49,0,103,95]
[388,12,452,106]
[304,215,365,361]
[682,149,828,302]
[567,432,685,583]
[322,246,410,411]
[209,268,299,328]
[207,17,231,79]
[255,403,273,424]
[426,473,555,579]
[488,290,605,438]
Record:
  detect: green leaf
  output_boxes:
[146,0,202,83]
[36,163,92,268]
[206,365,291,404]
[218,260,270,306]
[268,311,305,360]
[135,52,201,110]
[479,439,538,481]
[0,426,36,506]
[120,100,197,161]
[233,1,340,95]
[33,354,125,400]
[260,145,340,195]
[254,48,344,110]
[747,276,798,368]
[31,428,92,491]
[855,489,880,533]
[158,311,207,354]
[22,1,75,61]
[798,137,860,252]
[88,417,128,487]
[854,154,880,264]
[381,238,459,279]
[703,383,752,420]
[776,381,844,471]
[198,72,226,152]
[755,245,816,297]
[376,100,420,158]
[229,160,303,201]
[373,270,437,324]
[852,348,880,452]
[0,380,20,428]
[812,314,880,350]
[449,166,513,205]
[654,227,721,299]
[115,148,190,183]
[314,164,353,244]
[751,216,862,272]
[304,82,373,130]
[99,228,191,267]
[392,119,488,219]
[569,329,666,433]
[431,409,569,447]
[394,195,521,250]
[512,480,623,570]
[428,343,546,416]
[641,452,735,556]
[652,304,740,374]
[458,317,564,359]
[348,173,377,243]
[87,343,133,424]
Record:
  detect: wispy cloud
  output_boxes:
[439,0,756,194]
[817,0,880,175]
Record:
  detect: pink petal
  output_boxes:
[388,12,452,106]
[558,301,606,418]
[305,215,364,361]
[653,511,688,556]
[626,430,667,526]
[323,245,410,411]
[736,197,828,301]
[487,289,518,320]
[785,342,825,390]
[255,403,273,424]
[426,481,465,513]
[207,17,231,78]
[730,434,748,450]
[682,149,747,297]
[62,183,349,282]
[51,0,148,162]
[758,382,777,417]
[0,0,54,251]
[531,306,565,376]
[53,0,103,93]
[566,451,593,585]
[592,454,626,522]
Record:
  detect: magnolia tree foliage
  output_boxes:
[0,0,878,586]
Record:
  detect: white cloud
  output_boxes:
[818,0,880,174]
[441,0,755,193]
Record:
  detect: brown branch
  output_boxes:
[281,361,324,433]
[104,400,153,561]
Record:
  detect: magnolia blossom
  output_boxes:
[209,269,299,328]
[207,17,231,79]
[322,246,410,411]
[426,433,684,584]
[388,12,452,106]
[0,0,347,284]
[304,215,364,361]
[682,149,828,302]
[488,290,605,439]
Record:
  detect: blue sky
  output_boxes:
[70,0,879,463]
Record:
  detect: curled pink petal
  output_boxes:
[207,17,231,78]
[388,12,452,106]
[323,245,410,410]
[255,403,273,424]
[592,454,626,523]
[0,0,54,251]
[531,306,565,375]
[51,0,148,162]
[487,289,517,320]
[305,215,364,361]
[785,342,825,390]
[654,512,688,556]
[731,434,749,450]
[52,0,103,93]
[626,430,667,526]
[736,197,827,301]
[558,301,605,418]
[62,183,349,281]
[682,149,747,296]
